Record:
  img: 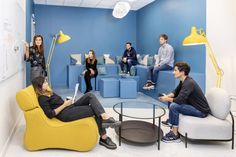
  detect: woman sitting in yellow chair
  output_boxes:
[32,76,119,149]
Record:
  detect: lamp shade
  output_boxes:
[182,27,207,46]
[182,26,223,88]
[57,31,71,44]
[112,1,130,19]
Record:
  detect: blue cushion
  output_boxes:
[78,75,96,93]
[99,78,119,97]
[97,66,106,75]
[67,65,85,89]
[103,64,118,75]
[119,79,137,98]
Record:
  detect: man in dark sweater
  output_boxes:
[159,62,210,142]
[119,42,138,74]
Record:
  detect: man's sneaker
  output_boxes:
[102,117,121,128]
[143,83,149,90]
[161,119,171,127]
[150,81,156,85]
[161,131,181,143]
[164,131,176,138]
[146,80,156,85]
[99,137,117,149]
[143,82,152,90]
[148,85,155,90]
[143,81,155,90]
[119,71,126,76]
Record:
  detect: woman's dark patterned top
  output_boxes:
[24,46,46,70]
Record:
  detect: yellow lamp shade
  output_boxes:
[182,26,223,88]
[182,27,207,46]
[57,31,71,44]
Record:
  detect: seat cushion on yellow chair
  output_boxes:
[16,86,99,152]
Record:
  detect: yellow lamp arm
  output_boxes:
[205,41,223,87]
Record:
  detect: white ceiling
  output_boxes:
[33,0,155,11]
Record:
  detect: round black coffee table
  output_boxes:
[113,101,165,150]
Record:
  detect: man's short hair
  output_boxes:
[174,62,191,76]
[126,42,132,46]
[160,34,168,40]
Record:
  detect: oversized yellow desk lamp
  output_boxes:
[46,31,71,86]
[182,26,224,88]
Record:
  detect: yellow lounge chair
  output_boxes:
[16,85,98,151]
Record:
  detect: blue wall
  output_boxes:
[31,0,206,87]
[26,0,34,86]
[26,0,34,42]
[137,0,206,73]
[34,5,137,87]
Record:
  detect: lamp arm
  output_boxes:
[46,34,58,86]
[205,41,224,87]
[46,35,58,67]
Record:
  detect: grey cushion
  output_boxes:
[116,56,122,64]
[97,66,106,75]
[206,88,231,120]
[147,56,154,66]
[130,66,136,76]
[97,56,105,65]
[70,54,82,65]
[178,114,232,140]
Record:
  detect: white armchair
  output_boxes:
[178,88,235,149]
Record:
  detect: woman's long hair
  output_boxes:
[33,35,44,55]
[32,76,52,97]
[87,50,96,64]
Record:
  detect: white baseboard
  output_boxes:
[0,113,23,157]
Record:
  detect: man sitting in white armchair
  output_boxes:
[159,62,210,142]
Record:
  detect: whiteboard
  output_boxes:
[0,0,26,82]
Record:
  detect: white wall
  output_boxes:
[0,0,26,156]
[206,0,236,96]
[0,71,25,156]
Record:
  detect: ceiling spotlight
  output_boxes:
[112,1,131,19]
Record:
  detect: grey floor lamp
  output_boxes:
[46,31,71,86]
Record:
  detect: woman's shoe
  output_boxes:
[99,137,117,149]
[102,117,121,128]
[84,90,90,94]
[102,117,116,123]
